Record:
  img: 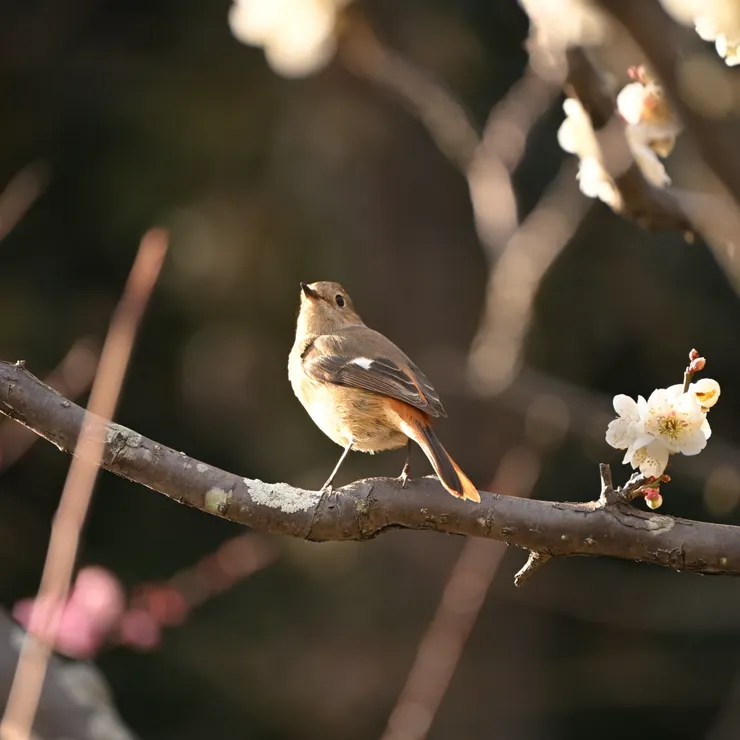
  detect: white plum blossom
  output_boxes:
[228,0,352,78]
[616,73,681,188]
[696,17,740,67]
[627,440,672,480]
[557,75,679,207]
[605,393,646,451]
[557,98,622,209]
[660,0,740,66]
[640,385,708,454]
[691,377,721,410]
[606,380,720,479]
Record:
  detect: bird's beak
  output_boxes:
[300,282,319,300]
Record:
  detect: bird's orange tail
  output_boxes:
[394,404,480,503]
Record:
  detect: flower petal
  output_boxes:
[673,392,704,425]
[702,417,712,440]
[626,445,644,470]
[630,139,671,187]
[616,82,646,125]
[665,384,684,400]
[622,432,652,465]
[646,388,671,416]
[606,418,635,449]
[613,394,640,419]
[679,428,708,456]
[557,119,578,154]
[632,433,655,450]
[638,440,670,478]
[692,378,721,410]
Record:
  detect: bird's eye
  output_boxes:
[335,294,345,307]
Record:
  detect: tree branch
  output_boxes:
[0,360,738,577]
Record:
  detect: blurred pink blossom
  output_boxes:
[12,534,277,659]
[13,566,127,659]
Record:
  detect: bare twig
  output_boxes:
[0,229,168,740]
[514,549,552,587]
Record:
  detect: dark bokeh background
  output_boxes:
[2,1,740,739]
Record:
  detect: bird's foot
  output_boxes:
[319,481,343,508]
[397,463,411,489]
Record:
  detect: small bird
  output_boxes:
[288,281,480,502]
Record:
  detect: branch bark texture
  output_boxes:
[0,361,738,577]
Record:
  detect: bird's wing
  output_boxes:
[302,329,446,417]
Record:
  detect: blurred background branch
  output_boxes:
[381,445,545,740]
[0,164,49,245]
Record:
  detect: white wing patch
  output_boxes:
[352,357,374,370]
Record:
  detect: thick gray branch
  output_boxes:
[0,361,738,576]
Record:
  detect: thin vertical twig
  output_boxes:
[0,228,169,740]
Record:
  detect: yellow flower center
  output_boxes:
[658,412,687,441]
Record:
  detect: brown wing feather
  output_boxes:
[302,330,446,418]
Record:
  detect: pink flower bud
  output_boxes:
[644,488,663,510]
[68,567,125,628]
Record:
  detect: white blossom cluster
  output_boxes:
[661,0,740,66]
[557,97,622,208]
[228,0,352,78]
[606,377,721,480]
[557,69,680,207]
